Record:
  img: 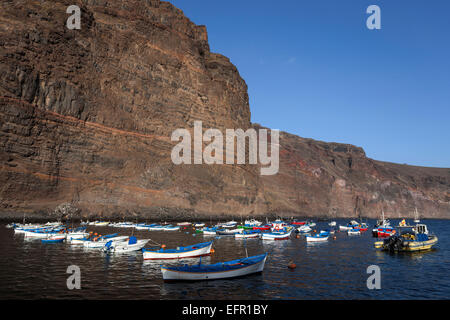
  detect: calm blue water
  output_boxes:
[0,219,448,299]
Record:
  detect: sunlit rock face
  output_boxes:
[0,0,449,220]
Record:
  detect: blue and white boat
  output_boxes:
[261,228,292,240]
[202,227,217,235]
[161,225,180,231]
[143,241,213,260]
[161,253,268,281]
[103,236,150,253]
[235,229,261,239]
[306,231,330,242]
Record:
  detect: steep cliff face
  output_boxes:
[259,127,450,219]
[0,0,449,220]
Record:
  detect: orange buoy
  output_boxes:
[288,261,296,269]
[161,244,166,248]
[211,248,215,253]
[296,234,300,239]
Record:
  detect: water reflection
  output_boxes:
[1,219,448,299]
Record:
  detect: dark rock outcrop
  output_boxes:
[0,0,449,220]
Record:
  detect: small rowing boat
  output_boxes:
[296,225,312,233]
[261,229,292,240]
[347,229,361,236]
[216,228,242,236]
[306,231,329,242]
[161,225,180,231]
[143,241,213,260]
[235,230,261,239]
[103,236,150,253]
[202,227,217,235]
[161,253,268,281]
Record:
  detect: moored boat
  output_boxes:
[143,241,213,260]
[216,228,242,236]
[347,229,361,236]
[306,231,329,242]
[296,225,312,233]
[374,224,437,252]
[261,229,292,240]
[235,230,261,239]
[161,253,268,281]
[103,236,150,253]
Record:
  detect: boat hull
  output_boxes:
[143,242,213,260]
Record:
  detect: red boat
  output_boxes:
[253,225,271,231]
[374,227,396,238]
[291,221,306,226]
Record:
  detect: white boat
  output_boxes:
[177,222,191,226]
[93,221,110,226]
[328,221,337,227]
[161,225,180,231]
[339,220,359,231]
[193,223,205,228]
[143,241,213,260]
[202,227,217,235]
[306,231,330,242]
[148,225,164,231]
[347,229,361,236]
[66,232,89,241]
[161,253,267,281]
[219,220,238,228]
[103,237,149,253]
[297,225,312,233]
[261,229,292,240]
[235,231,261,239]
[244,219,262,227]
[83,236,129,248]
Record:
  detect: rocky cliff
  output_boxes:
[1,0,449,220]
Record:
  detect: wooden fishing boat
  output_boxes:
[306,231,330,242]
[143,241,213,260]
[161,253,268,281]
[93,221,110,226]
[261,229,292,240]
[83,235,128,248]
[202,227,217,235]
[103,236,150,253]
[216,228,242,235]
[194,223,205,228]
[347,229,361,236]
[41,236,66,243]
[339,220,359,231]
[253,224,271,231]
[161,225,180,231]
[235,230,261,239]
[374,224,437,252]
[291,220,306,226]
[296,225,312,233]
[374,226,396,238]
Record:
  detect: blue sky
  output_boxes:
[170,0,450,168]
